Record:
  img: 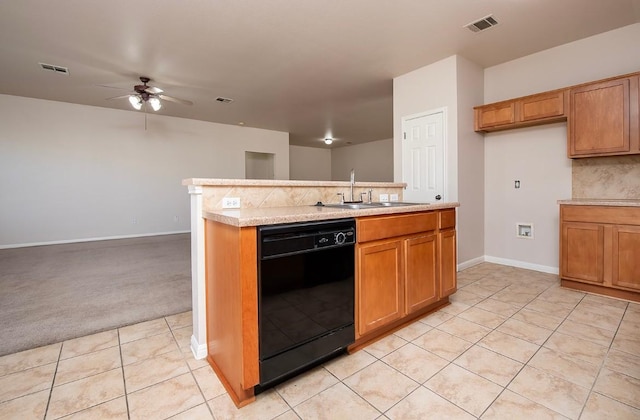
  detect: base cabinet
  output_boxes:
[405,234,438,313]
[612,225,640,291]
[439,229,457,297]
[561,222,604,284]
[357,240,404,336]
[355,209,456,343]
[560,205,640,301]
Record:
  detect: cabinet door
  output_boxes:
[519,90,566,122]
[612,225,640,291]
[561,222,604,284]
[569,78,630,157]
[356,240,403,337]
[439,230,457,298]
[405,234,438,314]
[475,102,515,130]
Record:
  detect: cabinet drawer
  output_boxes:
[561,205,640,225]
[357,212,437,243]
[439,209,456,229]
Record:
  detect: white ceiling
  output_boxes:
[1,1,639,148]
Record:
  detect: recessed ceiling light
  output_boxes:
[238,121,245,126]
[324,138,333,145]
[215,97,233,104]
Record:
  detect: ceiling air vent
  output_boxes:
[39,62,69,75]
[464,15,499,33]
[215,97,233,104]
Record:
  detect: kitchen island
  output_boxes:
[183,178,459,406]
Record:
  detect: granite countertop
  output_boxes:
[204,202,460,227]
[558,199,640,207]
[183,178,405,188]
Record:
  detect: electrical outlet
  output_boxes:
[390,193,399,202]
[379,194,389,202]
[222,197,241,209]
[131,218,138,225]
[173,215,179,223]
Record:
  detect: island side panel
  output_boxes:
[205,220,258,407]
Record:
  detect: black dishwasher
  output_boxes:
[257,218,355,390]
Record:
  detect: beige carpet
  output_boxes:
[0,233,191,356]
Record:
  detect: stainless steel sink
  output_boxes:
[373,202,421,207]
[321,202,421,210]
[322,203,380,209]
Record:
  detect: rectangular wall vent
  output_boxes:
[464,15,499,33]
[39,62,69,75]
[215,97,234,104]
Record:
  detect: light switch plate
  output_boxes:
[390,194,399,202]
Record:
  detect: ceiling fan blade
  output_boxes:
[144,86,163,94]
[105,94,133,100]
[159,94,193,106]
[97,84,131,91]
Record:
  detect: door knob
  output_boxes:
[435,195,442,200]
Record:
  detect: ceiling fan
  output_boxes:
[106,76,193,112]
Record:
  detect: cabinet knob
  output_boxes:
[435,195,442,200]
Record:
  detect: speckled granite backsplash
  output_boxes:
[572,155,640,199]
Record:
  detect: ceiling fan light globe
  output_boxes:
[128,95,143,110]
[149,97,162,111]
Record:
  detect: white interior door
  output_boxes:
[402,110,445,203]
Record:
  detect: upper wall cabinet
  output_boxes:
[474,71,640,159]
[474,90,567,132]
[568,76,640,158]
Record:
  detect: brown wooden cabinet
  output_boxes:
[561,222,604,284]
[612,225,640,291]
[438,209,457,298]
[560,205,640,301]
[357,239,404,336]
[354,209,456,344]
[475,102,516,131]
[405,234,438,313]
[474,71,640,159]
[568,76,639,157]
[474,90,567,132]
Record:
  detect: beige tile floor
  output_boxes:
[2,263,640,419]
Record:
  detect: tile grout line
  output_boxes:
[576,301,634,418]
[169,316,218,420]
[450,273,591,418]
[448,274,541,419]
[42,343,63,420]
[116,328,131,420]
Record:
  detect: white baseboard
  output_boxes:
[0,230,190,250]
[484,255,559,275]
[191,335,208,360]
[458,256,485,271]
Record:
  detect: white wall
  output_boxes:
[394,55,489,268]
[455,56,485,267]
[485,23,640,102]
[331,139,393,182]
[393,56,459,201]
[0,94,290,247]
[483,23,640,272]
[289,145,332,181]
[484,124,571,271]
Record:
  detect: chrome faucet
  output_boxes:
[349,168,357,203]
